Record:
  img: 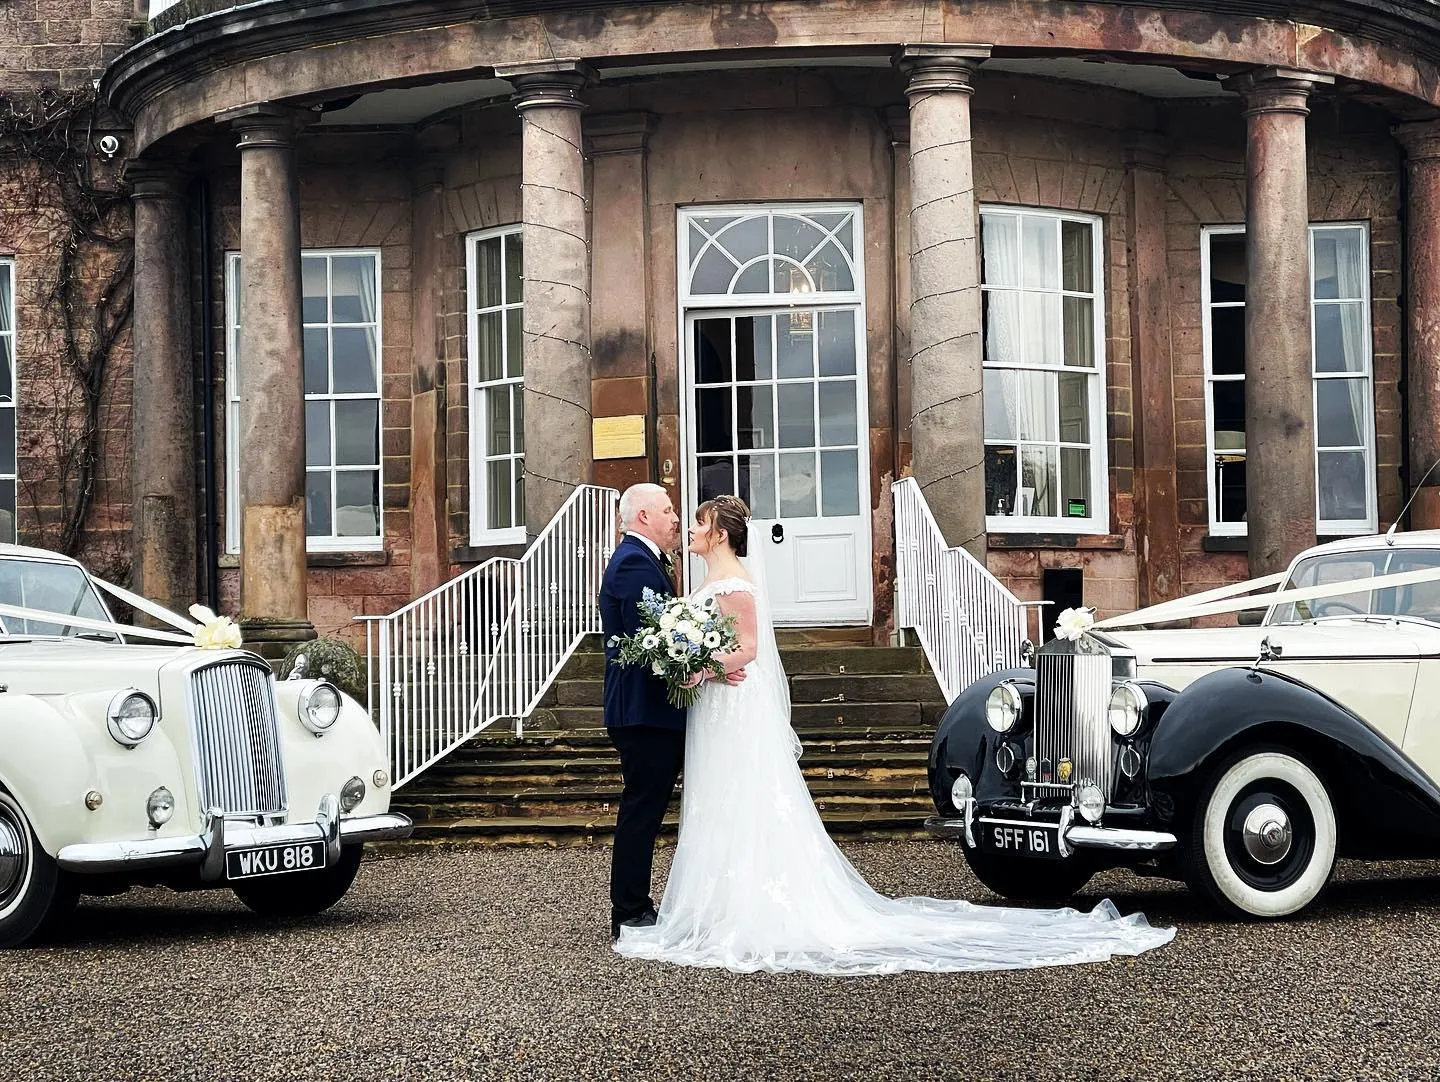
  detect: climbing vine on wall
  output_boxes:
[0,86,133,574]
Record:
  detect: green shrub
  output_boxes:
[282,637,367,704]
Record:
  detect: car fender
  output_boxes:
[1146,665,1440,856]
[0,695,99,854]
[929,667,1035,813]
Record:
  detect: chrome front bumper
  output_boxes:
[925,800,1177,855]
[56,794,413,880]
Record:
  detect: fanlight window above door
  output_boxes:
[682,206,861,304]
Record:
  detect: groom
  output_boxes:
[600,483,688,939]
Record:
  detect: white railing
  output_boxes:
[359,484,619,788]
[893,477,1035,704]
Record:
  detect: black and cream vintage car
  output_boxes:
[0,544,411,947]
[927,531,1440,919]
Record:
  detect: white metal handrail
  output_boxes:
[358,484,619,787]
[893,477,1032,704]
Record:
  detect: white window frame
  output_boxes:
[0,258,15,544]
[225,249,385,554]
[1201,223,1377,537]
[979,205,1110,535]
[466,226,526,547]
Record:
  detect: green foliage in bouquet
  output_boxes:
[282,636,367,704]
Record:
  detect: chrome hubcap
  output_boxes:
[1242,802,1293,865]
[0,811,26,901]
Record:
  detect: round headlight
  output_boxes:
[107,690,157,747]
[340,776,366,813]
[1108,681,1148,738]
[147,786,175,828]
[299,682,343,736]
[985,682,1022,734]
[1077,783,1105,824]
[950,773,974,809]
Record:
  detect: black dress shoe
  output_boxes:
[611,909,658,940]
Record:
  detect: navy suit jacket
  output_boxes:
[599,534,687,732]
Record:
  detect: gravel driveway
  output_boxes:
[2,843,1437,1081]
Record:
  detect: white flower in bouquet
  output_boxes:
[659,610,677,630]
[680,623,704,643]
[651,661,665,676]
[703,631,722,649]
[641,633,660,650]
[1054,606,1096,642]
[667,641,687,659]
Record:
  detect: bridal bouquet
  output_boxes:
[608,588,740,708]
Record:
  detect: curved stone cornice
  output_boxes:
[104,0,1440,152]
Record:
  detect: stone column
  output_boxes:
[1226,68,1332,577]
[219,104,315,653]
[410,157,448,597]
[1123,136,1181,605]
[495,60,595,536]
[127,160,197,614]
[1395,120,1440,529]
[897,44,991,559]
[586,111,655,494]
[884,105,913,476]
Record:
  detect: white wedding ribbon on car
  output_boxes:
[0,573,243,649]
[1092,563,1440,630]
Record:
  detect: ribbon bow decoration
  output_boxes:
[187,605,244,650]
[1053,606,1096,642]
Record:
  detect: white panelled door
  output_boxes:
[679,204,872,625]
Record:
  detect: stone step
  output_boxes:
[521,700,942,732]
[396,808,932,848]
[548,672,945,707]
[416,753,928,789]
[451,725,935,758]
[395,780,933,821]
[557,645,932,681]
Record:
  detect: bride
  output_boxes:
[613,493,1175,975]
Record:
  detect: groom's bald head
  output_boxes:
[620,483,679,549]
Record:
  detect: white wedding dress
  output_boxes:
[613,568,1176,976]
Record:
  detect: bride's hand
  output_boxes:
[724,668,747,686]
[680,672,705,689]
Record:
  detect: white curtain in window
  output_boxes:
[1333,229,1366,359]
[356,256,377,324]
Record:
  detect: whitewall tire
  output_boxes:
[0,790,75,948]
[1190,750,1336,919]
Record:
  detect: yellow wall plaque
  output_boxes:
[592,415,647,460]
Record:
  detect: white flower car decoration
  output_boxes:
[0,544,411,948]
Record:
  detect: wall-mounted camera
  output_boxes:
[97,134,121,160]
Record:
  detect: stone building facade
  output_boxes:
[8,0,1440,648]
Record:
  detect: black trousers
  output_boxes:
[607,724,685,923]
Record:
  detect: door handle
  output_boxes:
[771,523,784,543]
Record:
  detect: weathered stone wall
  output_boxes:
[0,2,138,583]
[1163,99,1403,603]
[970,76,1146,622]
[208,134,416,643]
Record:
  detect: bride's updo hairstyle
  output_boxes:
[696,494,750,557]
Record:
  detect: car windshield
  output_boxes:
[0,558,114,637]
[1269,548,1440,625]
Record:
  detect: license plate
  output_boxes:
[983,821,1061,860]
[226,841,327,880]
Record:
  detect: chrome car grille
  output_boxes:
[1034,645,1114,799]
[189,659,286,817]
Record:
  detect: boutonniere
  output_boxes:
[1053,606,1096,642]
[661,551,677,577]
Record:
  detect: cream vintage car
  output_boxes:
[927,530,1440,919]
[0,544,411,947]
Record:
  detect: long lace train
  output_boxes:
[614,578,1175,975]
